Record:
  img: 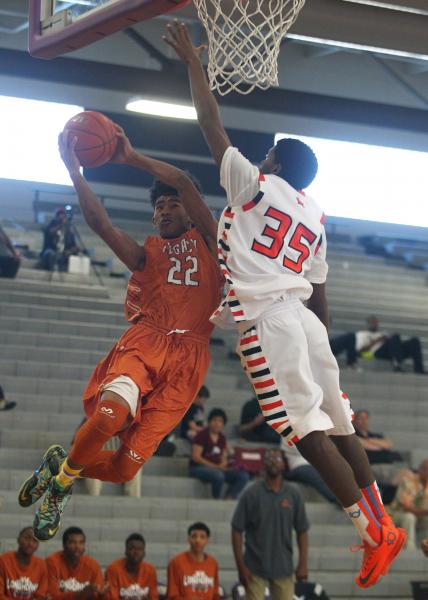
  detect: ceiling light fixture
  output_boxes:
[126,99,197,120]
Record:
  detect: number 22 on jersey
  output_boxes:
[167,256,199,286]
[252,206,317,274]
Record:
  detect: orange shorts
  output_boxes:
[82,318,210,462]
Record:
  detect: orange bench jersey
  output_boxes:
[125,229,223,338]
[46,552,103,600]
[0,551,48,599]
[105,558,158,600]
[167,552,220,600]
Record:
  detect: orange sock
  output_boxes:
[82,445,142,483]
[69,400,130,467]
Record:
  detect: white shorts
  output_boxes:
[237,299,354,446]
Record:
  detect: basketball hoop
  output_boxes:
[192,0,306,95]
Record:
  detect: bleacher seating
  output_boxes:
[359,234,428,270]
[0,219,427,600]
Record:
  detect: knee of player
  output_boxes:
[115,462,142,484]
[212,469,226,482]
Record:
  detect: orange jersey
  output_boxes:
[167,553,219,600]
[125,229,223,338]
[46,552,103,600]
[0,552,48,599]
[105,559,158,600]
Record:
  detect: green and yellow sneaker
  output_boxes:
[33,478,73,541]
[18,445,67,508]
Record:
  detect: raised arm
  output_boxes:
[120,130,217,256]
[163,22,231,168]
[59,132,145,272]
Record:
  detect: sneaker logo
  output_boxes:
[48,528,57,537]
[386,531,397,546]
[127,450,143,462]
[359,565,376,585]
[349,509,361,519]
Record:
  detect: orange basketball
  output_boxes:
[63,111,117,168]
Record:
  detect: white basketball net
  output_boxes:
[192,0,306,95]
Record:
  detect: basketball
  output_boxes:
[63,111,117,168]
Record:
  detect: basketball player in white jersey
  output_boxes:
[164,22,405,589]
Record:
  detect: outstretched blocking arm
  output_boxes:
[59,132,145,272]
[164,22,231,168]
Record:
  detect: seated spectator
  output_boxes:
[331,316,426,374]
[421,538,428,557]
[0,225,20,279]
[238,397,280,445]
[189,409,250,499]
[389,459,428,550]
[46,526,105,599]
[167,522,219,600]
[231,449,309,600]
[40,208,80,272]
[354,410,402,465]
[0,385,16,412]
[0,526,48,599]
[282,442,336,504]
[105,533,158,600]
[180,386,210,441]
[329,332,359,369]
[357,316,425,373]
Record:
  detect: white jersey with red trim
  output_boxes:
[211,147,328,326]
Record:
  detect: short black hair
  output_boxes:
[18,526,34,538]
[126,533,145,547]
[63,526,85,546]
[207,408,227,424]
[355,409,370,418]
[274,138,318,190]
[150,172,203,208]
[198,385,210,398]
[188,522,211,537]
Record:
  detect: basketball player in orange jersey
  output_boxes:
[18,125,222,542]
[164,22,405,589]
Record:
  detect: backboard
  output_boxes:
[28,0,191,59]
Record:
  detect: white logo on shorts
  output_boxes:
[128,450,143,462]
[100,407,114,417]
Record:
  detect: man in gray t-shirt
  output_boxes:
[232,448,309,600]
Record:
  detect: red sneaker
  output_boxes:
[382,527,406,576]
[355,525,406,588]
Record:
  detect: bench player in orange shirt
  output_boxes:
[105,533,158,600]
[167,523,219,600]
[0,527,48,599]
[18,126,222,541]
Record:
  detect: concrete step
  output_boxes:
[0,450,190,477]
[2,404,428,436]
[4,272,110,297]
[0,360,241,390]
[0,301,125,327]
[0,343,240,377]
[0,289,119,313]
